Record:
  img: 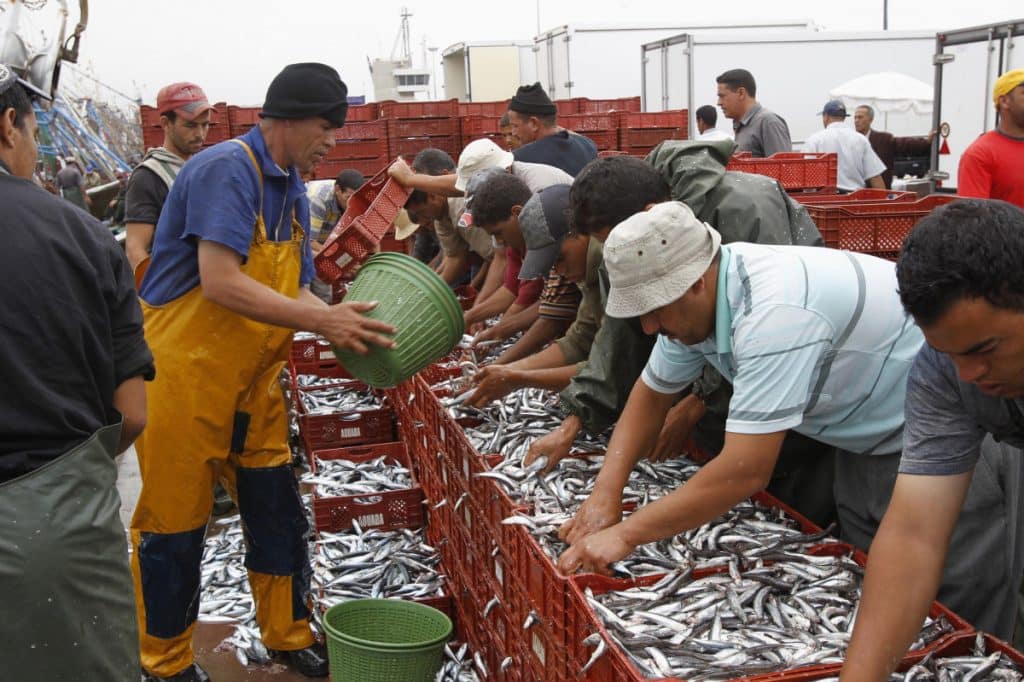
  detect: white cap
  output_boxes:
[455,139,515,192]
[603,201,721,319]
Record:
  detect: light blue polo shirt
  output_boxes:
[642,243,924,455]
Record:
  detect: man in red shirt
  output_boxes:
[957,69,1024,207]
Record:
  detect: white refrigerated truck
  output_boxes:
[928,19,1024,190]
[640,30,936,148]
[533,21,816,101]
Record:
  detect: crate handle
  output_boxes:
[350,495,384,506]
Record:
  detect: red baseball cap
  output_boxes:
[156,82,213,120]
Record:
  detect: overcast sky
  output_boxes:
[67,0,1021,105]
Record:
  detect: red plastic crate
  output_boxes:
[336,120,387,141]
[312,157,389,180]
[345,103,379,122]
[314,162,411,282]
[460,132,505,152]
[326,138,389,160]
[584,130,619,151]
[454,284,478,311]
[388,135,460,160]
[142,126,163,150]
[560,112,620,132]
[380,99,460,118]
[620,110,689,129]
[227,106,260,128]
[461,115,503,136]
[553,99,580,115]
[291,336,337,365]
[310,442,424,532]
[727,152,838,191]
[575,96,642,113]
[597,150,628,158]
[387,117,461,137]
[309,440,409,473]
[459,100,511,117]
[299,406,395,454]
[806,194,959,256]
[619,145,658,158]
[564,550,971,682]
[797,188,918,204]
[202,124,231,145]
[619,127,686,148]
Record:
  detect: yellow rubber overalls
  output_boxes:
[130,140,314,677]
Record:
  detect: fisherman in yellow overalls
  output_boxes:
[132,63,396,682]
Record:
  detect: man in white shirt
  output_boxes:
[694,104,732,142]
[804,99,886,192]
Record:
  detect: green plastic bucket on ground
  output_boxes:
[322,598,453,681]
[334,252,465,388]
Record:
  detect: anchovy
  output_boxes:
[300,455,413,498]
[299,384,384,414]
[584,553,957,680]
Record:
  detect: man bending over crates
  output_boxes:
[554,200,1023,642]
[133,63,395,681]
[842,200,1024,680]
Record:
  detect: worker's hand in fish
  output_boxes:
[557,525,633,576]
[467,365,522,408]
[649,394,705,463]
[559,488,623,546]
[524,415,581,475]
[473,325,499,345]
[316,300,397,355]
[388,157,415,185]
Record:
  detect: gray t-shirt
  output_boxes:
[900,344,1024,475]
[733,103,792,158]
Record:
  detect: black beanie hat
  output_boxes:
[510,82,556,116]
[260,63,349,127]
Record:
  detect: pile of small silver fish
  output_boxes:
[299,383,384,414]
[434,642,483,681]
[294,373,350,389]
[312,524,447,609]
[445,387,609,459]
[493,455,836,574]
[580,553,956,680]
[301,455,414,498]
[818,633,1021,681]
[198,515,267,667]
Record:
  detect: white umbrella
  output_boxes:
[829,71,933,115]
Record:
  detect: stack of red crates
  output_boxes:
[617,110,689,157]
[560,112,620,152]
[382,99,462,162]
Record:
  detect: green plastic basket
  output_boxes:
[334,252,465,388]
[322,598,453,681]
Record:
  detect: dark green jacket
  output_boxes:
[559,139,823,432]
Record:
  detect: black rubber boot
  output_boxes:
[141,662,211,682]
[269,642,329,678]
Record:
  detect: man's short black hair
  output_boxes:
[569,156,671,236]
[499,111,512,127]
[334,169,364,190]
[696,105,717,128]
[897,199,1024,326]
[716,69,757,98]
[472,172,531,228]
[411,147,455,175]
[0,82,34,129]
[856,104,875,120]
[405,148,456,208]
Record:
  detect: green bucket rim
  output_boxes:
[322,598,453,651]
[353,252,464,328]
